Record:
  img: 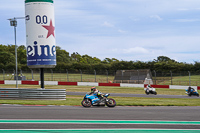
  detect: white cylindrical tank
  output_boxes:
[25,0,56,68]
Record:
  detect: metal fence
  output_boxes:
[1,69,200,86]
[0,88,66,100]
[0,69,116,83]
[151,71,200,86]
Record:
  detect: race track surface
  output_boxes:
[0,91,199,132]
[0,105,200,130]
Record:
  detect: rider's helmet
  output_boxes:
[91,87,96,92]
[148,84,151,87]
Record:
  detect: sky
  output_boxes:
[1,0,200,63]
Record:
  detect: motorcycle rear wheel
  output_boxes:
[106,98,116,107]
[81,99,92,107]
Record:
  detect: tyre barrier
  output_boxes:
[0,88,66,100]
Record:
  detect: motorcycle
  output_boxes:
[185,88,199,97]
[81,93,116,108]
[144,87,157,95]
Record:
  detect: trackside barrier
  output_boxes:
[120,83,144,88]
[41,81,58,85]
[4,80,21,85]
[169,85,197,90]
[22,81,39,85]
[99,83,120,87]
[78,82,98,86]
[198,86,200,90]
[0,80,4,84]
[0,88,66,100]
[1,80,200,90]
[58,82,77,86]
[144,84,169,89]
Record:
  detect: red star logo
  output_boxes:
[42,19,55,38]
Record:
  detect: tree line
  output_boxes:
[0,44,200,74]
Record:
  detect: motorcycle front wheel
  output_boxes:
[106,98,116,107]
[81,99,92,107]
[145,91,149,95]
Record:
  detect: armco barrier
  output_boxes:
[5,80,21,85]
[0,88,66,100]
[43,81,58,85]
[58,82,77,86]
[198,86,200,90]
[151,85,169,88]
[1,80,200,90]
[169,85,197,90]
[99,83,120,87]
[0,80,4,84]
[22,81,39,85]
[120,83,144,88]
[144,84,169,88]
[78,82,98,86]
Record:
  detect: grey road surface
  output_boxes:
[0,105,200,129]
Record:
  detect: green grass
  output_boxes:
[0,73,114,83]
[0,84,199,106]
[0,95,200,106]
[116,97,200,106]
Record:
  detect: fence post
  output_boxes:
[121,70,124,83]
[188,71,191,86]
[51,69,53,81]
[40,68,44,89]
[2,69,5,80]
[31,69,34,81]
[94,69,96,82]
[170,70,172,85]
[66,69,69,82]
[154,70,156,85]
[106,69,108,83]
[79,69,82,82]
[137,70,139,84]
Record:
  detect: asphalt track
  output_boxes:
[0,92,199,132]
[0,105,200,132]
[67,92,200,99]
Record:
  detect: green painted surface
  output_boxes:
[1,129,200,133]
[1,120,200,133]
[0,120,200,125]
[25,0,53,3]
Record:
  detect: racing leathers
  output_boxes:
[90,89,104,102]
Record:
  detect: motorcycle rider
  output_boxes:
[147,84,152,88]
[90,87,104,100]
[146,84,152,91]
[187,86,192,94]
[187,86,196,95]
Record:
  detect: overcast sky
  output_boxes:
[1,0,200,63]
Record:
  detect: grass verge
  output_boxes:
[0,95,200,106]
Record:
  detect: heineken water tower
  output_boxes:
[25,0,56,88]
